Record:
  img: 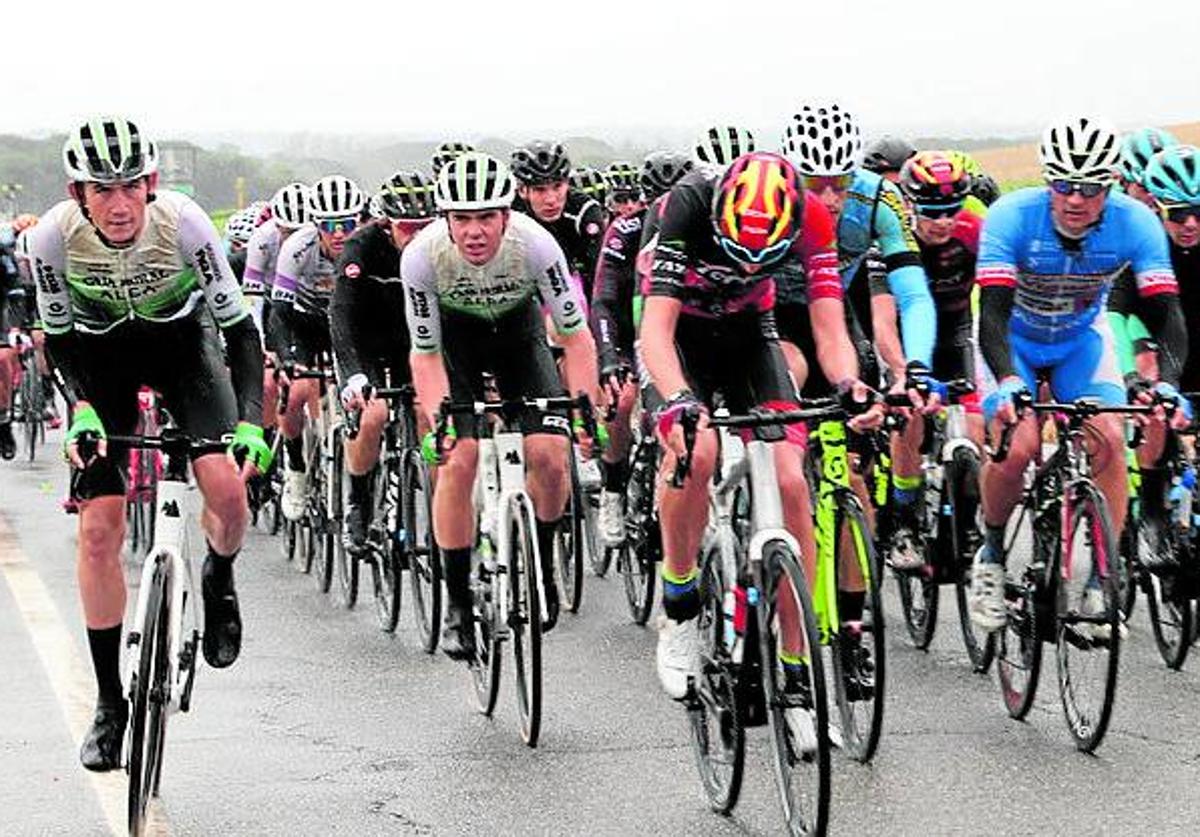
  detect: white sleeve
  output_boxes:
[178,200,251,328]
[400,238,442,354]
[29,213,72,335]
[528,223,586,335]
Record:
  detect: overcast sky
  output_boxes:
[8,0,1199,148]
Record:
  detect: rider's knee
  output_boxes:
[525,435,568,482]
[78,508,124,569]
[440,438,479,487]
[1086,414,1127,473]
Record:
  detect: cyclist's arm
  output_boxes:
[874,184,936,367]
[1128,206,1187,387]
[577,198,606,279]
[329,244,370,383]
[28,216,90,407]
[590,217,636,370]
[270,248,305,364]
[400,239,448,425]
[640,295,687,399]
[799,201,859,387]
[976,200,1022,382]
[179,201,263,423]
[530,226,597,398]
[1106,268,1141,379]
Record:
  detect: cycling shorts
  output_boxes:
[933,308,981,414]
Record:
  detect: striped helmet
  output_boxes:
[694,125,757,168]
[436,152,516,211]
[432,141,475,177]
[270,182,310,229]
[307,175,365,220]
[377,170,437,220]
[899,150,972,207]
[604,161,640,195]
[1039,116,1121,184]
[510,140,571,186]
[570,166,608,203]
[63,116,158,183]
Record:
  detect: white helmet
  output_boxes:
[1039,116,1121,183]
[271,182,310,229]
[62,115,158,183]
[307,175,365,220]
[694,125,757,167]
[435,152,516,211]
[783,102,862,176]
[224,210,257,246]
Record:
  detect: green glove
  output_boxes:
[421,423,456,465]
[64,403,105,460]
[572,417,609,450]
[229,421,273,472]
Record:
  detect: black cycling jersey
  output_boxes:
[1110,241,1197,389]
[329,221,411,385]
[591,210,644,370]
[513,188,605,289]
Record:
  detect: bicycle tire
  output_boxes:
[282,518,298,564]
[997,502,1043,720]
[20,356,42,462]
[332,428,359,609]
[829,492,885,764]
[1117,509,1138,620]
[470,547,503,718]
[510,497,543,747]
[372,457,402,633]
[557,455,585,614]
[1145,569,1193,670]
[405,451,441,652]
[127,556,170,837]
[947,447,996,672]
[1055,481,1120,752]
[621,440,658,624]
[894,561,938,650]
[688,540,745,815]
[760,541,830,837]
[311,439,334,593]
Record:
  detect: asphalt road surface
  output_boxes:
[4,430,1200,836]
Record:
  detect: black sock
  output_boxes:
[838,590,865,624]
[1141,467,1169,517]
[442,547,471,605]
[204,544,237,589]
[87,625,124,709]
[285,436,304,471]
[536,519,559,574]
[602,458,629,493]
[349,472,374,506]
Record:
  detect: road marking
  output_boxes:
[0,514,173,836]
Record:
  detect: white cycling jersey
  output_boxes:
[271,225,337,316]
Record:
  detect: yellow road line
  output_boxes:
[0,515,172,836]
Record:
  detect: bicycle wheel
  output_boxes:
[372,459,402,633]
[1056,482,1120,752]
[509,497,543,747]
[996,503,1043,719]
[687,541,745,815]
[828,493,885,763]
[556,455,585,614]
[1116,508,1138,620]
[20,357,42,462]
[311,447,334,593]
[405,452,441,652]
[282,518,298,564]
[893,548,938,651]
[760,541,830,837]
[1145,568,1194,670]
[127,556,171,837]
[470,549,503,717]
[332,428,358,609]
[947,447,996,672]
[620,443,658,624]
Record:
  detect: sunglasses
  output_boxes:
[318,217,358,235]
[717,235,793,266]
[1158,202,1200,224]
[1048,179,1108,198]
[914,202,963,220]
[802,174,854,193]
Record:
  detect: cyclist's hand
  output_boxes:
[422,422,457,465]
[571,416,609,458]
[599,365,627,408]
[228,421,272,478]
[655,393,707,462]
[905,361,946,415]
[1154,381,1193,430]
[840,379,883,433]
[339,373,371,412]
[64,402,106,468]
[984,376,1029,427]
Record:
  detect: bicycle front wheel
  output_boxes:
[556,455,585,613]
[947,446,996,673]
[760,540,830,837]
[830,493,885,763]
[332,428,358,609]
[405,452,441,652]
[509,498,543,747]
[1145,568,1193,670]
[20,358,42,462]
[1056,481,1121,752]
[127,556,171,837]
[997,502,1043,720]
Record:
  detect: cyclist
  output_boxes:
[400,152,599,658]
[878,151,986,568]
[272,174,366,521]
[604,160,642,220]
[333,171,436,553]
[781,102,936,396]
[1117,127,1178,209]
[640,151,878,707]
[0,219,24,457]
[969,115,1188,632]
[510,140,606,301]
[29,116,269,771]
[431,141,474,178]
[222,209,258,280]
[692,124,756,174]
[591,151,693,547]
[862,135,916,183]
[570,165,609,209]
[946,150,1000,215]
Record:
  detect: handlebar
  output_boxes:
[988,392,1159,463]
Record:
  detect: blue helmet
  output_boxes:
[1144,145,1200,205]
[1119,127,1178,185]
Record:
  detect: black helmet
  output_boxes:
[970,172,1001,207]
[432,141,475,177]
[570,166,608,203]
[640,151,693,202]
[604,161,640,196]
[376,170,437,220]
[510,140,571,185]
[862,135,917,175]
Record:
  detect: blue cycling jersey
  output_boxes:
[837,169,936,366]
[977,187,1176,343]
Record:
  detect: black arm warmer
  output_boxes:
[222,316,264,423]
[44,331,92,409]
[328,274,365,382]
[1136,291,1188,387]
[270,302,297,363]
[979,284,1017,381]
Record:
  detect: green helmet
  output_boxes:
[1144,145,1200,206]
[604,161,640,196]
[1119,127,1179,185]
[570,166,608,203]
[62,116,158,183]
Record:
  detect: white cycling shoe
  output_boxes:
[656,616,700,700]
[969,556,1007,633]
[281,469,306,521]
[599,489,626,547]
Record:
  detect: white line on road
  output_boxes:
[0,514,173,837]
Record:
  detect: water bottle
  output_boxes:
[722,590,737,653]
[1170,466,1196,530]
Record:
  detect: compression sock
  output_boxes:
[602,458,629,493]
[349,472,374,507]
[661,566,700,621]
[442,547,471,604]
[892,472,922,507]
[285,436,304,472]
[86,625,124,708]
[203,543,237,590]
[838,590,865,624]
[981,522,1006,563]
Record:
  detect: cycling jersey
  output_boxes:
[513,188,605,285]
[400,211,586,354]
[978,188,1176,344]
[648,170,841,319]
[271,225,338,317]
[31,191,249,336]
[243,219,289,298]
[591,211,644,370]
[329,221,411,385]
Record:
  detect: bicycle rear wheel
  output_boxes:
[556,456,585,614]
[332,427,358,609]
[997,503,1043,719]
[761,541,830,837]
[405,452,441,652]
[893,559,938,650]
[947,447,996,672]
[1055,482,1120,752]
[687,542,744,814]
[829,493,885,763]
[1145,569,1193,670]
[372,459,402,633]
[127,556,171,837]
[20,356,42,462]
[620,445,658,624]
[510,498,543,747]
[470,552,503,717]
